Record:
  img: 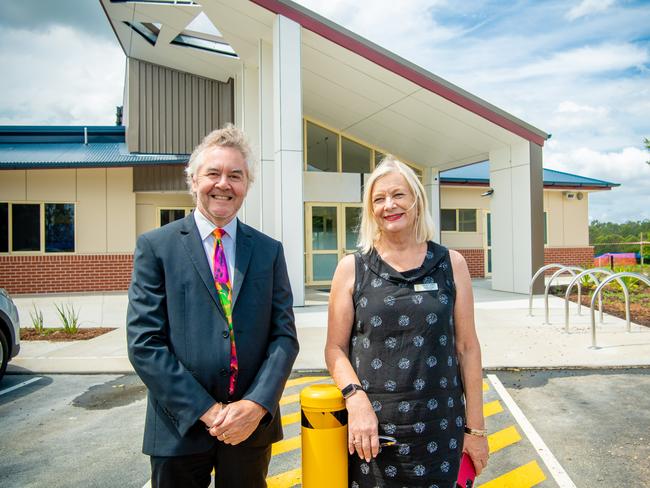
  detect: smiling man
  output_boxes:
[127,124,299,488]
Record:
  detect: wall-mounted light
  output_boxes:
[481,188,494,197]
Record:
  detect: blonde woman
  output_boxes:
[325,157,488,487]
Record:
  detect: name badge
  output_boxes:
[414,282,438,292]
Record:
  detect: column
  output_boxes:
[424,167,441,244]
[258,40,276,239]
[273,15,305,306]
[489,141,544,294]
[240,62,262,229]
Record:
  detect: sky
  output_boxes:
[0,0,648,223]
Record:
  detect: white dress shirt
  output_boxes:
[193,209,237,290]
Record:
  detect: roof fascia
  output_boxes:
[250,0,549,146]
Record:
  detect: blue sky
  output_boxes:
[0,0,648,223]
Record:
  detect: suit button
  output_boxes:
[220,368,228,377]
[222,330,229,338]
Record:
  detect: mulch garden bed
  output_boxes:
[551,286,650,328]
[20,328,116,341]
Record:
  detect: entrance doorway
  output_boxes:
[484,211,492,276]
[305,203,363,286]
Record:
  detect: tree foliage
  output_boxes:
[590,219,650,255]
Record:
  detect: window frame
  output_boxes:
[303,117,424,178]
[0,201,77,255]
[156,207,194,228]
[440,208,478,233]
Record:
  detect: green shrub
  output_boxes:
[29,304,44,334]
[54,303,81,334]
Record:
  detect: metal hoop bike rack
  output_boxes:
[528,264,571,316]
[543,266,584,324]
[564,268,622,332]
[589,272,650,348]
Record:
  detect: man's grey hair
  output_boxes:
[185,124,256,200]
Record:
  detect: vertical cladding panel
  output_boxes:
[179,72,186,153]
[166,69,172,154]
[152,64,160,152]
[127,59,233,154]
[198,78,206,141]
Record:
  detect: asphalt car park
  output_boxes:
[1,369,649,487]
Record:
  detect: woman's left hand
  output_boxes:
[463,433,489,475]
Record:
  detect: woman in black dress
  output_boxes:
[325,157,489,487]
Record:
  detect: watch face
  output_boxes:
[342,384,361,398]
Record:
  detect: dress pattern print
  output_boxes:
[349,242,464,488]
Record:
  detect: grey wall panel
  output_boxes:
[126,58,234,155]
[133,165,187,192]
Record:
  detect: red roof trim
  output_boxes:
[251,0,547,147]
[441,181,612,191]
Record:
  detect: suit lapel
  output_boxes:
[232,220,253,306]
[179,214,226,319]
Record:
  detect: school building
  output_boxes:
[0,0,617,304]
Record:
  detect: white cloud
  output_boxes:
[546,146,650,222]
[0,25,124,125]
[566,0,615,21]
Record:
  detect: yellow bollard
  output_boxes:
[300,384,348,488]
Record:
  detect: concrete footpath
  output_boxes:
[8,280,650,374]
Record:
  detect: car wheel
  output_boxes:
[0,329,8,381]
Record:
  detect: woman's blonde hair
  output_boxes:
[357,155,434,253]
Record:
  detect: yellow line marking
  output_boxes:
[281,411,301,426]
[272,435,301,456]
[483,380,489,391]
[267,467,301,488]
[477,460,546,488]
[280,393,300,406]
[488,425,522,454]
[284,376,330,388]
[483,400,504,418]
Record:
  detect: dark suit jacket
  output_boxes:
[127,215,299,456]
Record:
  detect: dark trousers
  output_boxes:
[150,443,272,488]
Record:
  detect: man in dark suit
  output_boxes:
[127,124,299,488]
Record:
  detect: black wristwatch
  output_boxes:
[341,383,363,399]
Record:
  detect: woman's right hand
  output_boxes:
[346,391,380,462]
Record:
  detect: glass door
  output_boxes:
[305,203,363,286]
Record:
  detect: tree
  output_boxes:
[645,137,650,164]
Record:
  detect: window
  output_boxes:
[306,122,338,172]
[341,137,371,173]
[159,208,193,227]
[458,209,477,232]
[45,204,75,252]
[441,209,456,231]
[441,209,477,232]
[304,119,425,177]
[0,202,75,253]
[544,211,548,245]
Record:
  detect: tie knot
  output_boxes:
[213,228,226,239]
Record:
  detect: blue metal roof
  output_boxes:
[0,126,188,169]
[440,161,618,188]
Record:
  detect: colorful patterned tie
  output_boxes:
[212,228,238,397]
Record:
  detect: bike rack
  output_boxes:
[544,266,584,324]
[590,272,650,348]
[528,264,568,316]
[564,268,619,331]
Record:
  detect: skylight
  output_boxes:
[170,34,238,58]
[185,12,222,38]
[123,21,159,46]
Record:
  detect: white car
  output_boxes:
[0,288,20,381]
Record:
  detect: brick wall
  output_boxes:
[544,247,594,273]
[453,248,485,278]
[0,254,133,295]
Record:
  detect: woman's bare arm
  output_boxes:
[325,254,379,462]
[450,249,489,475]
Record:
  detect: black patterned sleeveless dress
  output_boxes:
[349,241,465,488]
